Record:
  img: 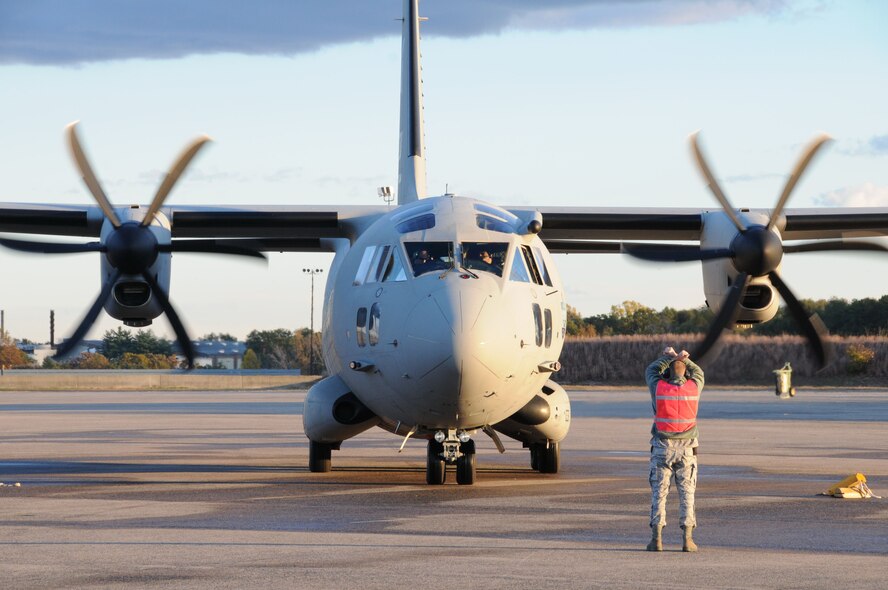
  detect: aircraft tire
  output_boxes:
[456,453,476,485]
[456,440,476,485]
[538,442,560,474]
[426,441,446,485]
[530,446,540,471]
[309,441,333,473]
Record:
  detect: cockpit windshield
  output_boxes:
[461,242,507,277]
[404,242,454,277]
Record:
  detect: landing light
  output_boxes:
[434,431,446,443]
[457,431,471,443]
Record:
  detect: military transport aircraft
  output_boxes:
[1,0,886,485]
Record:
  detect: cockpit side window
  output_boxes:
[353,246,377,286]
[532,247,553,287]
[372,245,391,283]
[520,245,544,284]
[382,247,407,282]
[404,242,453,277]
[461,242,507,277]
[509,250,531,282]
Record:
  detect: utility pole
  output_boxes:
[50,310,55,349]
[302,268,324,375]
[1,309,5,376]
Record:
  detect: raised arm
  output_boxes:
[683,356,705,391]
[646,347,677,393]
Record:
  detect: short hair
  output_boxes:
[671,359,687,377]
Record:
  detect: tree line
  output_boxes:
[0,327,323,372]
[567,296,888,337]
[2,296,884,371]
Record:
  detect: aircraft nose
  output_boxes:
[399,279,515,426]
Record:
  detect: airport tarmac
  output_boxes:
[0,386,886,589]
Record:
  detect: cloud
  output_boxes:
[838,134,888,157]
[0,0,791,66]
[814,183,888,207]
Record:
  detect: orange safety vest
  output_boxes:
[654,379,699,434]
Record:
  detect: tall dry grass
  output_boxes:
[559,334,888,385]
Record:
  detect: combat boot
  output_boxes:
[682,526,698,552]
[646,525,663,551]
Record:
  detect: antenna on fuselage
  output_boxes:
[378,186,394,207]
[396,0,427,205]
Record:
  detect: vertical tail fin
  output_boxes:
[397,0,427,204]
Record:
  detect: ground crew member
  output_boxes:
[644,346,704,552]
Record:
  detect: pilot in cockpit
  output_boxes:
[413,249,433,268]
[465,247,501,275]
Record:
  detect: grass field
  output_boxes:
[559,335,887,385]
[1,336,883,390]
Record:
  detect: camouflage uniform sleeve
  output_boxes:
[645,355,673,395]
[684,357,705,391]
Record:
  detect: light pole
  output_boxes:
[303,268,324,375]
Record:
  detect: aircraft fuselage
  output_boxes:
[322,195,565,434]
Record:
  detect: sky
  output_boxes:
[0,0,886,343]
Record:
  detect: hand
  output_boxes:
[677,350,689,361]
[663,346,677,358]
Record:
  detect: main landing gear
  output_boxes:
[426,432,476,485]
[529,441,560,474]
[309,441,338,473]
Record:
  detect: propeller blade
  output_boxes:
[767,133,832,230]
[160,240,267,260]
[54,269,121,360]
[141,271,195,369]
[692,271,750,364]
[690,131,746,233]
[0,238,105,255]
[142,135,212,227]
[66,121,122,228]
[784,240,888,254]
[621,243,733,263]
[768,271,832,368]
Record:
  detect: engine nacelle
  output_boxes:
[700,210,781,325]
[303,374,380,444]
[99,209,172,327]
[493,380,571,445]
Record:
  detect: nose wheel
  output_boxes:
[455,440,476,485]
[426,440,446,485]
[426,438,477,485]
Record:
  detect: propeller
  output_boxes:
[622,132,866,368]
[2,122,267,368]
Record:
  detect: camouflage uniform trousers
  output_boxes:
[649,445,697,529]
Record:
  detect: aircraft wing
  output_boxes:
[0,203,390,251]
[505,206,888,253]
[4,202,888,253]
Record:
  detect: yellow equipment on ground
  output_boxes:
[821,473,880,499]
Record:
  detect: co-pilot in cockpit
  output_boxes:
[462,242,507,277]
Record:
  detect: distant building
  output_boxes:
[19,339,103,364]
[191,340,247,369]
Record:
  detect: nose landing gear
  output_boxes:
[426,430,477,485]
